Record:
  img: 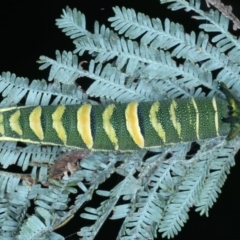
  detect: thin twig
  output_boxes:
[206,0,240,30]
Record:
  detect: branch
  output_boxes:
[206,0,240,30]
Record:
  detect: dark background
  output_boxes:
[0,0,240,239]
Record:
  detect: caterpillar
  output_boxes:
[0,82,238,151]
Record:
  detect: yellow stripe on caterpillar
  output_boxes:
[125,102,144,148]
[52,106,67,144]
[0,114,4,135]
[169,100,181,138]
[149,102,166,143]
[77,104,93,149]
[102,104,118,150]
[212,97,219,136]
[191,98,200,140]
[9,110,22,135]
[29,106,44,140]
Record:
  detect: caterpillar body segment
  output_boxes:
[0,96,231,151]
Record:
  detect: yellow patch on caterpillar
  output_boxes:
[191,98,199,140]
[9,110,22,135]
[52,106,67,144]
[212,97,219,136]
[125,102,144,148]
[77,104,93,149]
[102,104,118,150]
[0,114,4,135]
[29,106,44,140]
[150,102,166,143]
[170,100,181,138]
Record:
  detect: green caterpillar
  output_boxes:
[0,83,239,151]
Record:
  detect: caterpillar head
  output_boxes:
[218,82,240,140]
